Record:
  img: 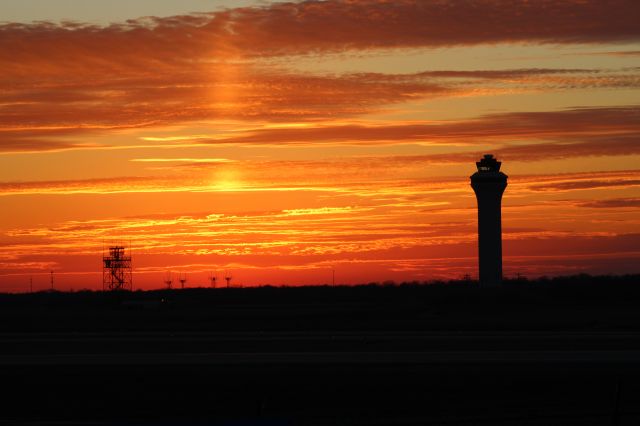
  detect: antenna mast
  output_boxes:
[209,272,217,288]
[164,271,173,290]
[102,245,133,291]
[179,273,188,289]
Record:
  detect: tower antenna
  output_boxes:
[179,272,188,289]
[209,272,217,288]
[164,271,173,290]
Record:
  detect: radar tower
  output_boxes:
[102,245,133,291]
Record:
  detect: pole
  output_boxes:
[129,239,133,291]
[102,240,105,291]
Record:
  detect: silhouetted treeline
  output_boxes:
[0,274,638,333]
[3,274,640,425]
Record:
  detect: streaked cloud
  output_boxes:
[4,0,636,64]
[579,198,640,208]
[195,107,640,163]
[531,179,640,192]
[2,37,638,149]
[130,158,233,163]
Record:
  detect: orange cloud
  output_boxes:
[3,1,638,69]
[579,198,640,208]
[2,68,636,136]
[2,7,639,151]
[188,107,640,163]
[530,178,640,192]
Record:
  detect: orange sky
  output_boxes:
[1,0,639,291]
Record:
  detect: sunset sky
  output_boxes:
[1,0,639,291]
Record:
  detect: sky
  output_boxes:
[1,0,639,292]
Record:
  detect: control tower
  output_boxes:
[470,155,508,287]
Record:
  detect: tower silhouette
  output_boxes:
[102,245,132,291]
[224,271,232,288]
[209,273,217,288]
[470,154,507,287]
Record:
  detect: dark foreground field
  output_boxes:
[2,274,640,425]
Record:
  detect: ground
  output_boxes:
[1,275,639,425]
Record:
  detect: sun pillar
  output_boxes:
[470,154,508,287]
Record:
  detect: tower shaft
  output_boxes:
[473,184,505,285]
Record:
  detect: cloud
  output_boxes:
[206,106,640,148]
[0,128,108,153]
[0,176,156,195]
[0,138,81,153]
[3,68,636,130]
[0,67,458,141]
[2,0,640,147]
[579,198,640,208]
[220,0,640,53]
[2,162,638,201]
[530,179,640,192]
[130,158,234,163]
[572,50,640,57]
[365,134,640,166]
[2,1,638,67]
[14,66,630,136]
